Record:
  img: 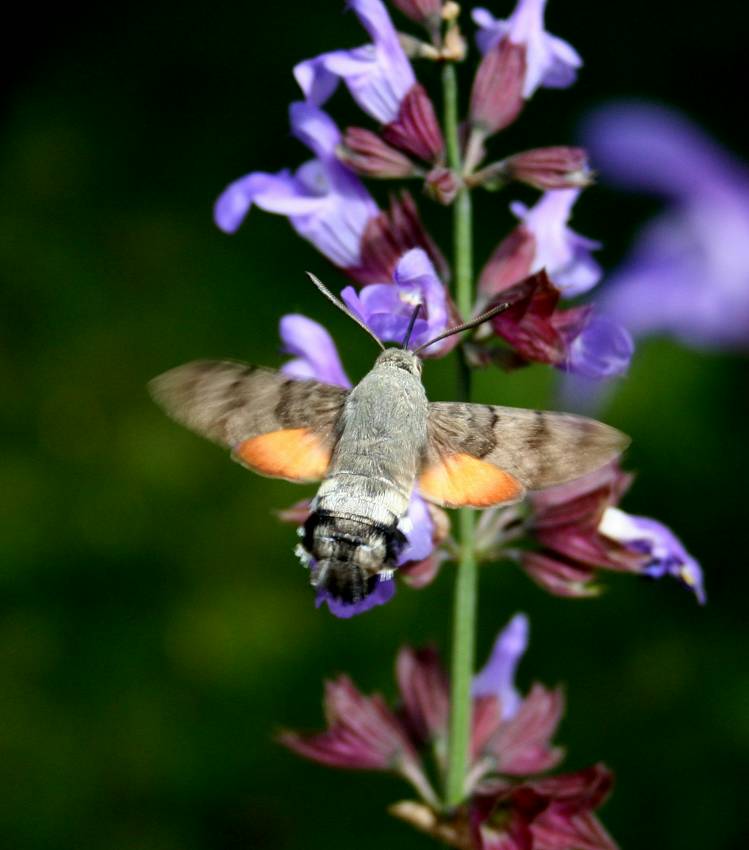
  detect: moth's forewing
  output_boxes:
[422,401,629,506]
[149,360,348,482]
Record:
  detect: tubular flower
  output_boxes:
[598,508,706,604]
[507,189,601,297]
[215,103,378,268]
[473,0,582,99]
[582,102,749,349]
[516,463,705,602]
[295,0,444,163]
[295,0,416,125]
[481,271,633,380]
[341,248,454,355]
[280,314,351,387]
[474,190,633,379]
[282,615,617,849]
[276,313,442,617]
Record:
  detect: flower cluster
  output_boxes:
[212,0,704,621]
[205,0,710,847]
[216,0,633,383]
[281,614,616,850]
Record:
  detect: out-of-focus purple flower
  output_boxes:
[473,0,582,98]
[566,315,634,380]
[341,248,454,355]
[598,507,706,604]
[279,314,351,387]
[472,613,528,721]
[514,462,704,602]
[582,102,749,349]
[215,102,378,268]
[294,0,415,125]
[509,189,602,297]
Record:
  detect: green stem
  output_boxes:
[442,61,477,810]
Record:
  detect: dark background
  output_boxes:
[2,2,747,848]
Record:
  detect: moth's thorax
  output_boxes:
[373,347,423,376]
[317,349,429,523]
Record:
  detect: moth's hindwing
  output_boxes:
[149,360,348,482]
[420,402,629,508]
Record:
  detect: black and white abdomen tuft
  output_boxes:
[302,511,405,603]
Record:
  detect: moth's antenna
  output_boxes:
[401,303,422,349]
[412,298,517,355]
[306,272,385,350]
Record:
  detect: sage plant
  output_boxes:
[213,0,703,845]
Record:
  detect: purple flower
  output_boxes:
[214,102,378,268]
[513,462,705,603]
[582,102,749,349]
[566,315,634,380]
[316,577,397,618]
[472,613,528,721]
[341,248,452,355]
[473,0,582,98]
[509,189,602,297]
[479,270,633,380]
[280,314,351,387]
[294,0,416,125]
[598,507,706,604]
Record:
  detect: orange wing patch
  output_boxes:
[235,428,331,482]
[419,453,525,508]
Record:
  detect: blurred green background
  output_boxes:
[2,1,747,848]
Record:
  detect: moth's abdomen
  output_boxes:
[303,511,405,604]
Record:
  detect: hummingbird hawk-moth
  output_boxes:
[150,277,628,608]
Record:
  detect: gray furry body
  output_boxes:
[306,349,427,601]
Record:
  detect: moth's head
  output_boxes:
[375,348,422,377]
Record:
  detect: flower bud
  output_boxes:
[469,38,526,136]
[383,83,445,163]
[339,127,419,178]
[503,146,593,189]
[424,166,460,205]
[391,0,443,27]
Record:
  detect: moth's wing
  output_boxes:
[149,360,348,482]
[420,402,629,508]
